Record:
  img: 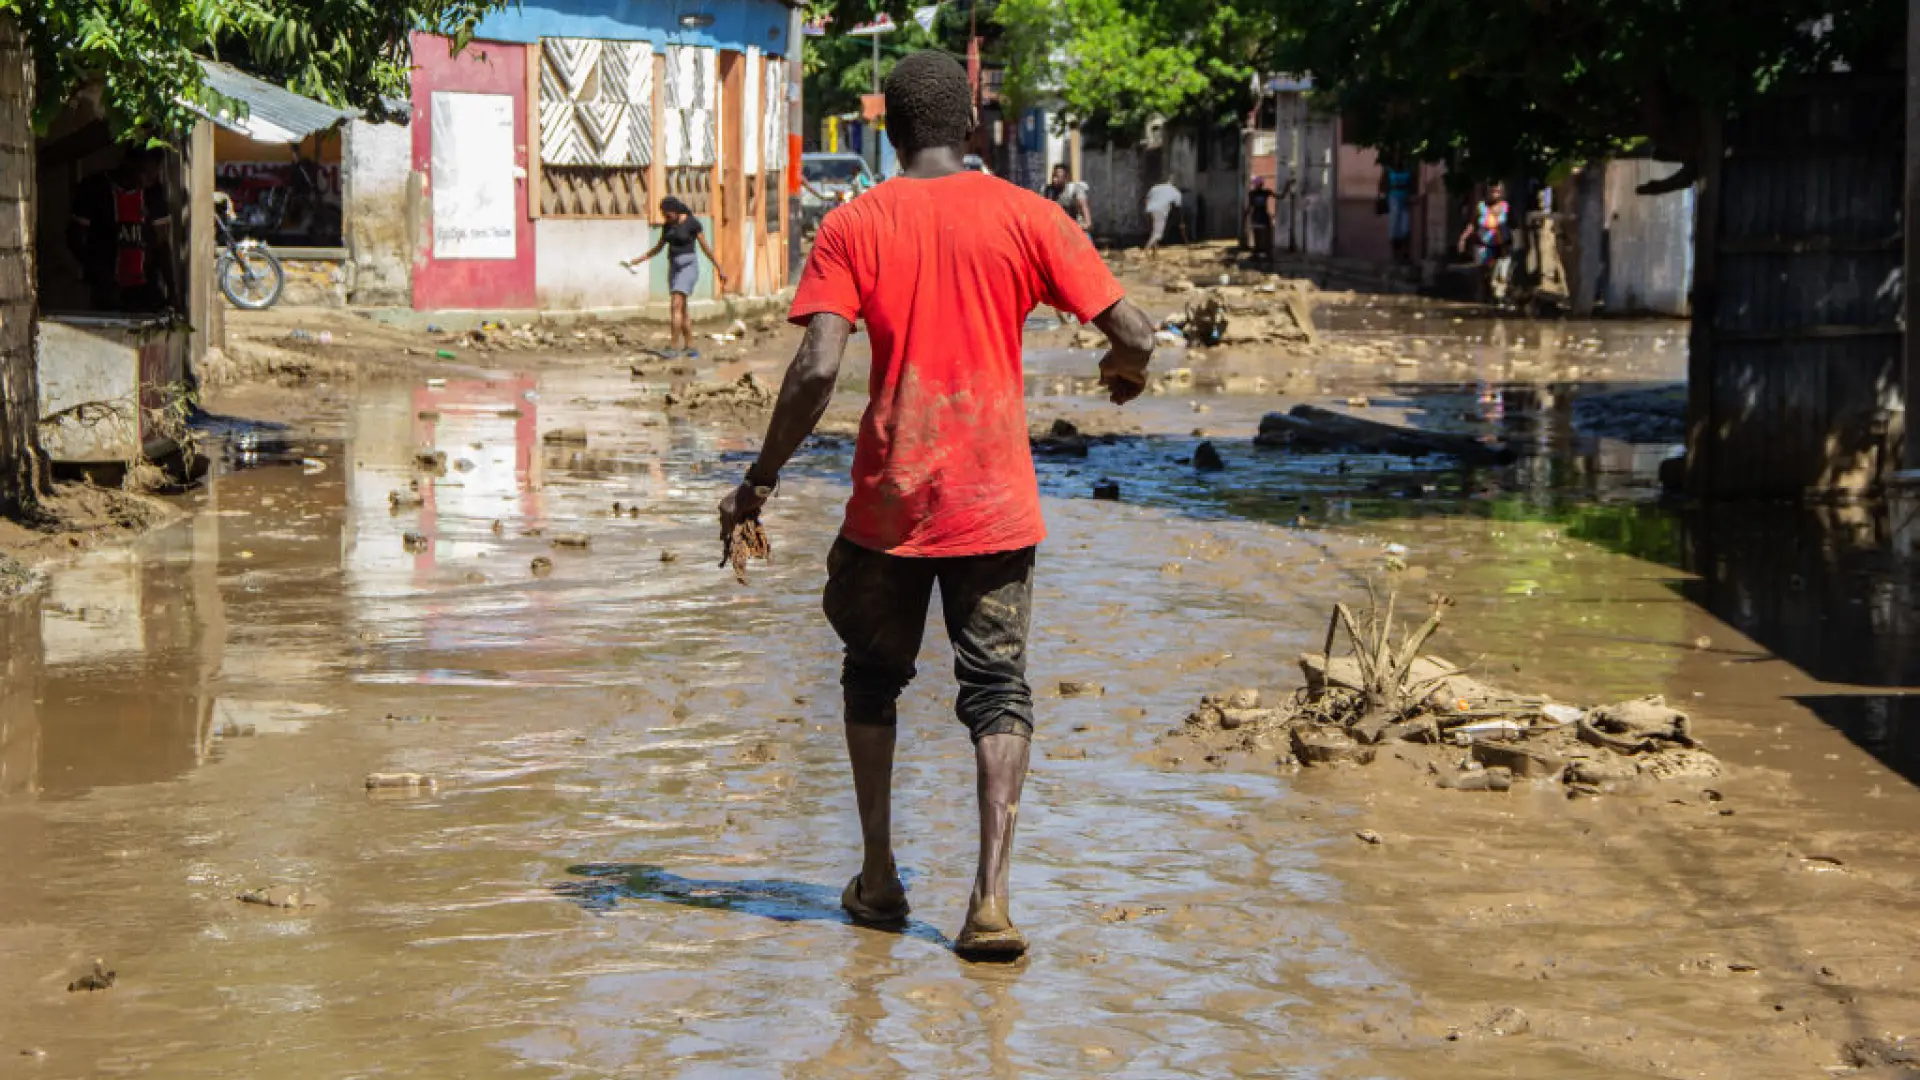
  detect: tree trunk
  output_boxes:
[0,13,46,516]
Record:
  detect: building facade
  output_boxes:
[301,0,802,314]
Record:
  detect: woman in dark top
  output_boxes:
[624,197,727,357]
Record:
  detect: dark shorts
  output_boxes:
[822,537,1036,742]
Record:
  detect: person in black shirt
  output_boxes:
[624,197,728,358]
[1242,176,1279,259]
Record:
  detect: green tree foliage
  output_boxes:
[996,0,1264,134]
[1,0,510,140]
[1264,0,1906,178]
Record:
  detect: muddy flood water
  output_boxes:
[4,305,1920,1078]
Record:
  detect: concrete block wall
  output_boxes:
[343,119,413,306]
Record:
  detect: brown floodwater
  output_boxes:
[3,315,1918,1078]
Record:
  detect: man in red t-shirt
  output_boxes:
[718,52,1156,960]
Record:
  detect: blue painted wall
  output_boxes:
[472,0,792,56]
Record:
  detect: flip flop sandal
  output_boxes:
[840,873,910,926]
[954,924,1029,961]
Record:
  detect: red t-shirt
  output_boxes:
[789,172,1125,557]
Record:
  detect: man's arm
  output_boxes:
[717,313,853,536]
[1092,299,1156,405]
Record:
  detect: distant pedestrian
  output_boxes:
[623,197,728,358]
[1143,181,1183,252]
[1242,176,1279,258]
[1043,165,1093,231]
[1380,159,1414,263]
[1457,182,1512,301]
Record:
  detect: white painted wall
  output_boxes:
[343,119,413,306]
[1604,159,1694,316]
[535,218,656,310]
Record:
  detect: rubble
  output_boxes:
[1165,588,1724,796]
[1256,404,1516,464]
[664,373,775,411]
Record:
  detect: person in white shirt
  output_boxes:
[1144,181,1184,252]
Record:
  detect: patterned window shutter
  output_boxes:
[764,59,787,169]
[541,38,653,168]
[664,45,717,169]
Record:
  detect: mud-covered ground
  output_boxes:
[3,245,1918,1077]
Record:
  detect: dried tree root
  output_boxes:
[723,516,772,584]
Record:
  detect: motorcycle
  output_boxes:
[213,191,285,310]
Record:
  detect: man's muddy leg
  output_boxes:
[823,539,932,918]
[845,719,907,909]
[965,732,1030,935]
[939,547,1037,954]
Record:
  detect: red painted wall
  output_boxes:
[410,32,536,311]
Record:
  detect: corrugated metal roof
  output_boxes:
[198,60,355,143]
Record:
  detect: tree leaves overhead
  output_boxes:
[1261,0,1905,177]
[809,0,1904,175]
[1,0,512,142]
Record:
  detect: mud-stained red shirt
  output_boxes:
[789,172,1125,557]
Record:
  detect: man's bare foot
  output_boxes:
[841,864,909,925]
[955,894,1028,960]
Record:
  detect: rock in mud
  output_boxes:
[1059,680,1105,699]
[491,520,504,536]
[365,772,436,790]
[1467,1006,1530,1038]
[389,489,424,510]
[543,427,588,446]
[1193,441,1225,471]
[413,450,447,473]
[660,550,679,563]
[1291,727,1374,766]
[530,556,554,578]
[1845,1036,1920,1069]
[1471,741,1566,780]
[1563,754,1639,790]
[1637,747,1722,782]
[1032,418,1091,458]
[66,960,114,992]
[1356,829,1383,845]
[1437,766,1513,792]
[550,533,592,550]
[236,886,315,909]
[1217,707,1281,731]
[1091,480,1121,501]
[401,531,429,553]
[1584,695,1697,750]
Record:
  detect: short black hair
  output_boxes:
[883,52,971,154]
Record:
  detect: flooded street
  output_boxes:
[4,302,1920,1078]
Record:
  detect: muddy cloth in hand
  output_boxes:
[822,537,1036,742]
[789,172,1124,556]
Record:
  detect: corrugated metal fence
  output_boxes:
[1688,74,1906,498]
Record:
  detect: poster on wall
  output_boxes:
[431,92,517,260]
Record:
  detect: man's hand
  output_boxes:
[717,480,770,564]
[1091,299,1157,406]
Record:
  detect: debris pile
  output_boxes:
[1168,589,1722,796]
[1177,285,1316,348]
[663,372,775,412]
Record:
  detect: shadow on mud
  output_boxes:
[553,863,954,948]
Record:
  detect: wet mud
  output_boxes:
[1,272,1917,1077]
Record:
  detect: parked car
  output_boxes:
[800,152,875,208]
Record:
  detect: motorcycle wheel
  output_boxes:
[218,248,285,310]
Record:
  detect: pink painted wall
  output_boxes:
[410,32,536,311]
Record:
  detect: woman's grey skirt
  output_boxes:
[668,252,700,296]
